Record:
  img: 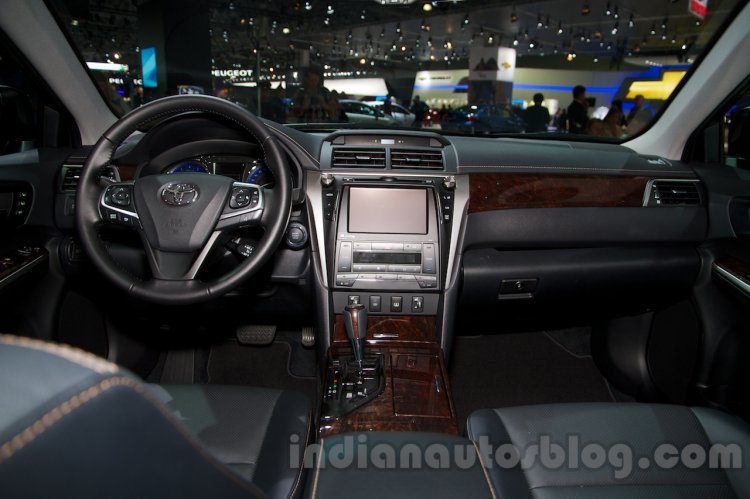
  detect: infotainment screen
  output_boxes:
[348,187,428,234]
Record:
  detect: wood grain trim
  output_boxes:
[714,256,750,288]
[320,344,459,437]
[468,173,650,213]
[332,315,437,345]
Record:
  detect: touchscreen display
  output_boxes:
[348,187,428,234]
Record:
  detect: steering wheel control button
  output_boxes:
[285,222,308,249]
[111,187,131,207]
[230,186,254,209]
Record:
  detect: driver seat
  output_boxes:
[0,334,311,499]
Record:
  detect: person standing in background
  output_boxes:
[524,93,550,132]
[410,95,429,127]
[625,95,654,135]
[567,85,589,134]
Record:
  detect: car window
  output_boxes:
[48,0,746,139]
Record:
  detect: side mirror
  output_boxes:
[727,106,750,169]
[0,86,35,154]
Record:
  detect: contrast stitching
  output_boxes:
[0,334,119,374]
[310,437,325,499]
[470,430,499,499]
[0,376,135,463]
[288,404,314,499]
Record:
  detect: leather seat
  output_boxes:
[0,334,311,499]
[467,403,750,498]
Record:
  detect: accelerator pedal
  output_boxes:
[236,325,277,346]
[301,327,316,347]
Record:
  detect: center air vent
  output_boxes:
[645,180,702,206]
[331,148,386,168]
[390,149,444,170]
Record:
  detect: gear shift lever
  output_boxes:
[321,304,384,419]
[343,303,367,370]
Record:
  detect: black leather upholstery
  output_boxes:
[306,431,495,499]
[154,384,312,498]
[467,403,750,498]
[0,335,310,499]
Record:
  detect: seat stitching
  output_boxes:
[0,375,261,495]
[470,434,499,499]
[310,437,325,499]
[0,334,119,374]
[0,376,136,463]
[287,403,314,499]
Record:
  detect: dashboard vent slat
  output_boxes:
[647,180,702,206]
[61,164,83,191]
[331,148,386,168]
[391,149,444,170]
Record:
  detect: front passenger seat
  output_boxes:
[0,334,311,499]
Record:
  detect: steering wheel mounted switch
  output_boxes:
[229,186,259,209]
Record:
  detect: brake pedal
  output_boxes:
[301,327,315,347]
[236,325,276,345]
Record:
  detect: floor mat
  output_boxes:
[207,339,319,409]
[449,330,613,432]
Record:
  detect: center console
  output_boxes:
[310,131,465,438]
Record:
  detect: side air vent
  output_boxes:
[331,148,386,168]
[61,164,82,191]
[645,180,702,206]
[390,149,444,170]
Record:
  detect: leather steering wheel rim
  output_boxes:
[76,95,292,305]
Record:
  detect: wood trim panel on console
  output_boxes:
[321,343,459,437]
[332,315,437,345]
[714,256,750,288]
[468,173,650,213]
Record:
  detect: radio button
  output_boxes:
[417,276,438,288]
[338,242,353,272]
[402,265,422,273]
[372,242,404,251]
[422,243,436,274]
[404,243,422,251]
[411,296,424,313]
[352,264,387,272]
[397,274,416,281]
[353,242,371,250]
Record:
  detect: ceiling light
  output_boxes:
[537,14,543,28]
[326,4,334,14]
[511,6,518,23]
[305,1,312,10]
[282,26,291,35]
[557,22,563,35]
[422,2,432,11]
[605,2,611,16]
[463,14,470,25]
[611,23,618,35]
[628,14,634,28]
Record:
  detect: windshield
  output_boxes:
[49,0,744,139]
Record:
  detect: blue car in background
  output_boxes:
[441,104,526,134]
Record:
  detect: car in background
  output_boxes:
[441,104,526,134]
[338,100,398,126]
[363,100,415,127]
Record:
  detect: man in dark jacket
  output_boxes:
[524,93,550,132]
[567,85,589,134]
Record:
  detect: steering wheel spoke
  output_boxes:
[142,231,221,280]
[99,182,141,228]
[215,182,265,231]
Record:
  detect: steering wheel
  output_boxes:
[76,95,292,305]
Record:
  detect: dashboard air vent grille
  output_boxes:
[331,148,386,168]
[61,164,83,191]
[390,149,444,170]
[647,180,702,206]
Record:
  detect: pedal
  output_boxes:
[301,326,315,347]
[236,325,276,345]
